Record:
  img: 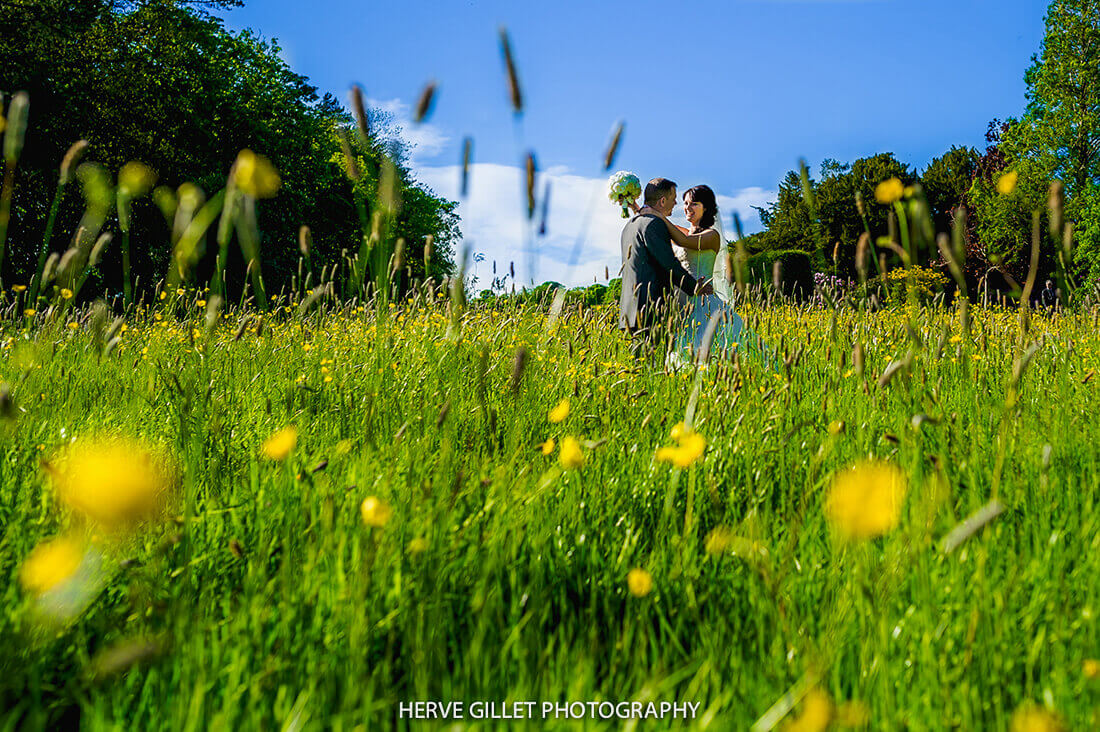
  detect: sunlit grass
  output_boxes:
[1,291,1099,729]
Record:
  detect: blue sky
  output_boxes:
[217,0,1050,288]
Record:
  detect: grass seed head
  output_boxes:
[414,80,437,123]
[3,91,29,164]
[499,27,523,114]
[60,140,89,186]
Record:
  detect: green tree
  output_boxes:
[1002,0,1100,198]
[920,146,979,233]
[0,0,457,300]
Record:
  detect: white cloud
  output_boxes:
[414,163,775,291]
[367,97,449,165]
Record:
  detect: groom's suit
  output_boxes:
[618,213,699,333]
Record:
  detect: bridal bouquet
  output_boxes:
[608,171,641,218]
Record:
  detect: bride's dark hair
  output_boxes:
[684,185,717,229]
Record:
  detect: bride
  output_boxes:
[633,184,767,368]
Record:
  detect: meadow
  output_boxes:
[1,286,1099,730]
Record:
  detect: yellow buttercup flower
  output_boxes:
[11,285,26,292]
[558,435,585,469]
[784,689,833,732]
[874,177,904,204]
[548,398,570,423]
[704,525,733,556]
[23,308,36,317]
[825,460,907,540]
[539,437,556,456]
[669,421,688,440]
[261,426,297,460]
[360,496,392,528]
[51,436,172,528]
[19,536,84,596]
[656,430,706,468]
[233,149,281,198]
[827,420,845,436]
[1083,659,1100,679]
[997,170,1019,195]
[626,568,652,597]
[1009,702,1065,732]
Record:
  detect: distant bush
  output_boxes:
[744,250,815,300]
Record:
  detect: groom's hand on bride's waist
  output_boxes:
[694,279,714,296]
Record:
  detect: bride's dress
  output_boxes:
[668,229,766,368]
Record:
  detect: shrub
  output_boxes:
[744,250,815,300]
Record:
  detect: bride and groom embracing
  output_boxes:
[617,177,758,367]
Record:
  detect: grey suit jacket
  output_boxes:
[618,213,699,332]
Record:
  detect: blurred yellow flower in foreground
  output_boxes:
[834,700,871,727]
[559,436,585,469]
[262,426,297,460]
[825,460,907,540]
[407,536,428,554]
[539,438,556,456]
[997,170,1019,195]
[548,398,570,423]
[60,288,73,300]
[233,149,281,198]
[1084,658,1100,679]
[1010,702,1065,732]
[656,430,706,468]
[626,568,652,597]
[705,525,733,556]
[51,437,172,527]
[784,689,832,732]
[19,536,84,596]
[874,177,904,204]
[360,496,392,528]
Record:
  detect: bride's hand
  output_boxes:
[627,199,641,215]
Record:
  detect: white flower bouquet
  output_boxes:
[608,171,641,219]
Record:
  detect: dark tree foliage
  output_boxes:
[0,0,457,299]
[920,145,980,233]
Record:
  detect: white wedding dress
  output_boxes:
[667,224,768,369]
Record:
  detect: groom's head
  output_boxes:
[644,178,677,216]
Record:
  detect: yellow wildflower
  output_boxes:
[1009,702,1064,732]
[785,689,832,732]
[626,568,652,597]
[23,308,35,317]
[1084,659,1100,679]
[874,177,904,204]
[19,536,84,596]
[51,436,172,527]
[548,398,570,423]
[705,526,733,556]
[559,435,585,469]
[407,536,428,554]
[827,420,845,435]
[261,426,297,461]
[360,496,392,528]
[12,285,26,292]
[233,149,281,198]
[60,288,73,300]
[656,431,706,468]
[997,170,1019,195]
[539,437,556,456]
[825,460,907,540]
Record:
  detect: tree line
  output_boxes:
[745,0,1099,299]
[0,0,458,303]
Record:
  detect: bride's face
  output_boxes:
[683,196,704,226]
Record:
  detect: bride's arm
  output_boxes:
[651,211,720,251]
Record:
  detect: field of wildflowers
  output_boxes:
[1,288,1099,730]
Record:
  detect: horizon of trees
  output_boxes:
[0,0,459,303]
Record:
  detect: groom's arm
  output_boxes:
[641,218,700,294]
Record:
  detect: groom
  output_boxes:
[618,177,711,339]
